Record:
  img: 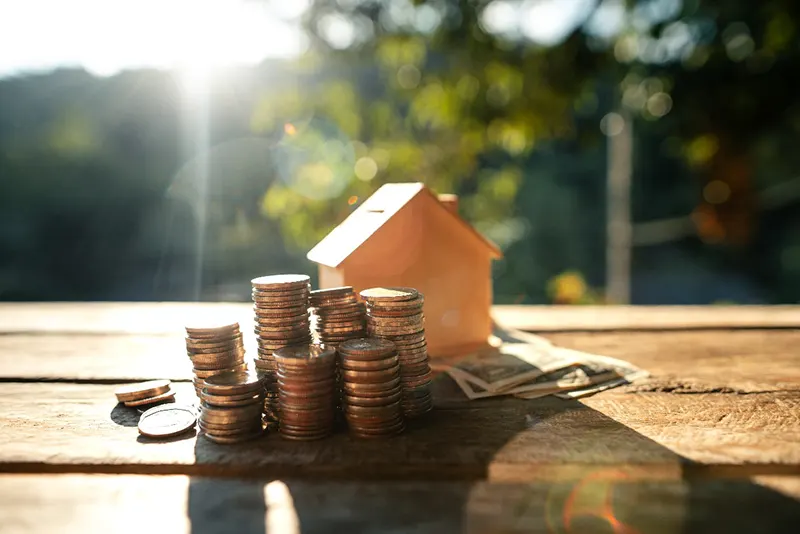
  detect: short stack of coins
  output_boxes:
[274,344,338,440]
[309,286,366,347]
[361,287,433,418]
[185,322,247,398]
[199,370,264,444]
[115,379,175,408]
[251,275,312,425]
[339,338,405,438]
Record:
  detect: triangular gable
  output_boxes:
[307,182,501,268]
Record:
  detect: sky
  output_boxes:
[0,0,633,78]
[0,0,310,77]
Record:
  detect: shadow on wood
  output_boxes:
[179,376,799,533]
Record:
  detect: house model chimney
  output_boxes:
[438,194,459,215]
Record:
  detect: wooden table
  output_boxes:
[1,303,799,533]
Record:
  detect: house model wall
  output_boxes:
[307,183,501,357]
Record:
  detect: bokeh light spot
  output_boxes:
[600,113,625,136]
[284,123,297,136]
[397,64,421,89]
[354,156,379,181]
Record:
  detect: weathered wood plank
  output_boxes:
[494,305,800,331]
[2,474,799,534]
[1,382,798,480]
[1,303,798,335]
[542,330,800,393]
[1,330,798,393]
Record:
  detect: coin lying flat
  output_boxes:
[115,379,171,403]
[124,388,176,407]
[138,404,197,439]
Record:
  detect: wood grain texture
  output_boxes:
[1,474,798,534]
[2,329,798,390]
[1,382,798,480]
[2,303,798,335]
[542,330,800,393]
[494,305,800,331]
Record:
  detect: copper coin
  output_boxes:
[338,338,396,357]
[342,376,401,394]
[309,286,353,298]
[400,375,433,389]
[314,301,365,313]
[396,353,429,367]
[202,429,264,444]
[115,379,171,403]
[191,359,246,372]
[343,388,403,407]
[252,286,310,297]
[251,274,310,290]
[277,381,337,396]
[400,361,431,375]
[274,344,336,363]
[349,420,405,437]
[340,354,399,371]
[372,331,426,344]
[199,423,262,437]
[203,370,263,395]
[366,295,424,309]
[346,413,404,427]
[253,305,309,317]
[185,334,243,350]
[202,393,263,408]
[341,367,400,384]
[124,388,176,407]
[193,364,247,379]
[185,322,240,336]
[344,400,401,416]
[360,287,418,302]
[254,328,311,341]
[367,312,424,325]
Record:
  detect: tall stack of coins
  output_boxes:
[309,287,366,347]
[185,322,247,398]
[199,370,264,444]
[339,338,405,438]
[274,344,337,440]
[251,275,312,424]
[361,287,433,418]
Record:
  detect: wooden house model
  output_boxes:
[307,183,501,357]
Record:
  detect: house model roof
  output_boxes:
[307,182,502,268]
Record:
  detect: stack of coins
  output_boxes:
[198,370,265,444]
[185,322,247,397]
[251,275,312,425]
[274,344,338,440]
[309,287,366,347]
[361,287,433,418]
[339,338,405,438]
[115,379,175,407]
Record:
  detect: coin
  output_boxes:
[340,354,399,371]
[344,389,403,407]
[124,388,176,407]
[202,429,264,444]
[204,370,263,396]
[115,379,171,403]
[251,274,310,290]
[338,337,396,358]
[138,404,196,438]
[360,287,418,302]
[185,322,240,337]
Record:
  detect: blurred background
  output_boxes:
[1,0,799,305]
